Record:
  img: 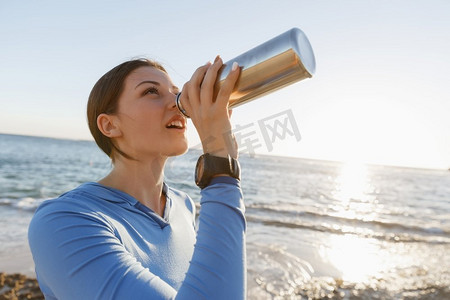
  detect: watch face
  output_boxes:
[231,157,241,179]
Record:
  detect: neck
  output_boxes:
[99,155,167,216]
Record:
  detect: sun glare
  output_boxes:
[320,234,384,282]
[330,161,379,221]
[320,161,388,282]
[334,161,369,202]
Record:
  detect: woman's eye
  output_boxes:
[144,87,159,95]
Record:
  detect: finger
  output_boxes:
[216,62,240,107]
[200,55,223,105]
[186,62,211,107]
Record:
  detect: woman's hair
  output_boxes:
[87,58,167,160]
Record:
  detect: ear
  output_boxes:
[97,113,122,138]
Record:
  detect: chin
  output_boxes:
[166,141,189,157]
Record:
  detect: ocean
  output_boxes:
[1,133,449,299]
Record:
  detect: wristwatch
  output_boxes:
[195,153,241,189]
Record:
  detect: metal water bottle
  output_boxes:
[176,27,316,116]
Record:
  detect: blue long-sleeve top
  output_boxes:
[28,177,246,299]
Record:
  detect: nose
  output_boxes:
[167,92,178,109]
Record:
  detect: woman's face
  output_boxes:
[113,66,188,159]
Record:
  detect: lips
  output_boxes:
[165,115,186,130]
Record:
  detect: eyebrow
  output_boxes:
[135,80,179,94]
[135,80,160,89]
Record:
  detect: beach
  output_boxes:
[1,133,450,299]
[0,273,42,300]
[0,203,42,299]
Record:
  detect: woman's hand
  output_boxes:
[179,56,240,158]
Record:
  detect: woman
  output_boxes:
[28,56,246,299]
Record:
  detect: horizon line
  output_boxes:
[1,131,448,172]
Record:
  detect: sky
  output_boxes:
[1,0,449,170]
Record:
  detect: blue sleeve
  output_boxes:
[28,178,246,300]
[178,177,246,299]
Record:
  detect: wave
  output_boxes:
[247,237,450,299]
[0,197,45,212]
[3,196,448,244]
[248,273,450,300]
[246,204,450,244]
